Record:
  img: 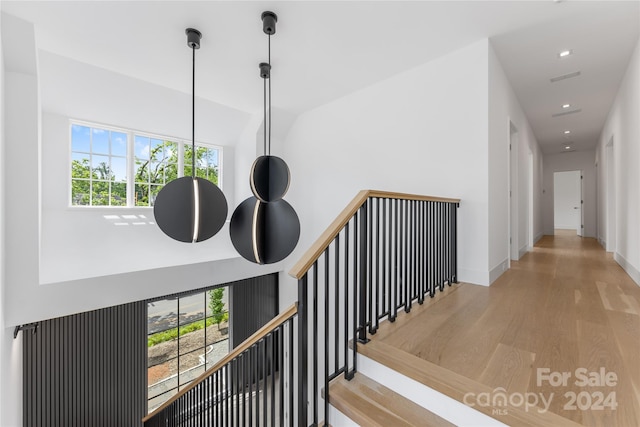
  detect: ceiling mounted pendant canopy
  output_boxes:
[230,11,300,265]
[154,28,228,243]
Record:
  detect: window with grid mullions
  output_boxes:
[71,124,127,206]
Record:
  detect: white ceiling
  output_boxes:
[2,1,639,154]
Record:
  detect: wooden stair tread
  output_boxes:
[358,339,584,427]
[329,373,455,427]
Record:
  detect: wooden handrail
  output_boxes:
[288,190,461,280]
[142,302,298,423]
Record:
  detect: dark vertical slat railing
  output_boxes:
[143,191,458,427]
[289,190,460,427]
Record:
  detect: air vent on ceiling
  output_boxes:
[550,71,581,83]
[552,108,582,118]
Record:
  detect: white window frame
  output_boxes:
[69,120,223,208]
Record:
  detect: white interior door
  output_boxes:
[553,170,582,235]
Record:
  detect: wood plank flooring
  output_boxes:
[369,233,640,426]
[329,373,455,427]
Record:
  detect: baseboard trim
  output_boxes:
[534,233,543,244]
[458,268,490,286]
[518,245,528,259]
[489,260,508,284]
[614,252,640,287]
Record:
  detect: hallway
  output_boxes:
[370,233,640,426]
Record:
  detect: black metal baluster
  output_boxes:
[454,203,459,283]
[248,348,252,427]
[392,199,398,321]
[263,339,268,427]
[242,350,249,426]
[404,199,410,312]
[429,201,435,298]
[374,198,380,332]
[270,334,276,427]
[312,262,319,427]
[353,211,360,372]
[344,223,352,379]
[288,319,294,427]
[323,248,330,427]
[368,198,374,335]
[279,326,284,427]
[334,235,339,374]
[440,202,445,291]
[297,276,308,426]
[382,198,388,321]
[358,203,368,343]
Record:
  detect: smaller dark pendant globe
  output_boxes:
[154,176,228,243]
[250,155,291,202]
[229,196,300,264]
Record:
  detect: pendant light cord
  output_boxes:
[268,34,272,156]
[263,73,267,156]
[192,45,196,178]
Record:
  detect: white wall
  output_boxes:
[542,151,597,238]
[597,37,640,285]
[279,39,491,303]
[488,43,544,281]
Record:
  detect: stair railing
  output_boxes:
[290,190,460,426]
[143,303,299,427]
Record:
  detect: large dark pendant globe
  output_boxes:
[250,155,290,202]
[229,196,300,264]
[154,176,228,243]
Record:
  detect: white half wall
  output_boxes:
[488,42,544,277]
[597,36,640,286]
[542,151,597,238]
[280,39,491,303]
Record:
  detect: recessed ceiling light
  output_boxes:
[565,146,571,150]
[564,130,571,134]
[558,50,573,58]
[562,104,571,109]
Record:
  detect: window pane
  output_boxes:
[150,185,162,206]
[92,128,109,155]
[110,157,127,182]
[110,182,126,206]
[134,159,150,184]
[92,155,111,180]
[184,146,193,168]
[71,180,90,205]
[183,165,193,178]
[92,181,109,206]
[147,358,178,409]
[135,183,149,206]
[149,162,163,185]
[111,132,127,157]
[71,153,91,179]
[134,135,150,159]
[150,139,163,162]
[71,125,90,152]
[164,163,178,183]
[164,141,178,162]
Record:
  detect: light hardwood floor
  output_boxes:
[370,233,640,426]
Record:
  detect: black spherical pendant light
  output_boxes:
[230,196,300,264]
[230,11,300,264]
[154,28,228,243]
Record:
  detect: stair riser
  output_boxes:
[357,352,508,427]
